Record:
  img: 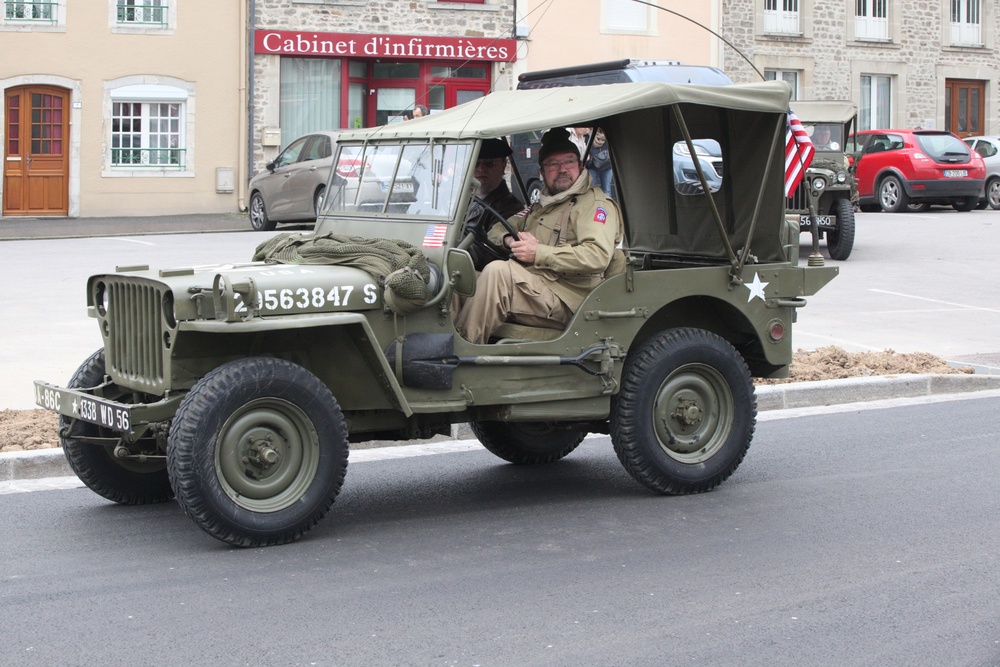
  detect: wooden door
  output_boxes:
[945,79,985,138]
[3,86,69,216]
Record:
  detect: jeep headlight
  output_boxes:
[812,177,827,191]
[837,171,847,183]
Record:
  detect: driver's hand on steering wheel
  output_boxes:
[507,230,539,264]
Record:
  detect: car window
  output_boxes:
[970,139,997,158]
[300,136,330,162]
[863,133,891,154]
[273,137,308,169]
[915,133,969,159]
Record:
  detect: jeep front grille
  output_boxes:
[103,278,166,391]
[786,180,808,212]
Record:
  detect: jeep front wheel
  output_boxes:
[167,357,348,547]
[471,421,585,464]
[60,349,173,505]
[611,329,756,495]
[827,198,855,261]
[877,175,909,212]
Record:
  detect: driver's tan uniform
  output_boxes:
[455,171,622,344]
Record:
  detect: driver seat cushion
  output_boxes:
[492,322,563,343]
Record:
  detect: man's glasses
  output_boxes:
[476,158,500,169]
[541,157,578,172]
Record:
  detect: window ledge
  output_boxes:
[758,33,809,43]
[0,23,65,32]
[944,43,989,51]
[103,169,194,178]
[427,2,500,11]
[849,38,899,49]
[111,25,173,35]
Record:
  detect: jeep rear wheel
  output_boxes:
[827,198,855,261]
[167,357,348,547]
[877,175,909,212]
[611,329,756,495]
[471,421,585,464]
[60,349,173,505]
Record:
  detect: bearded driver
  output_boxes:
[455,128,622,344]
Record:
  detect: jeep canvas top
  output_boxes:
[34,80,837,547]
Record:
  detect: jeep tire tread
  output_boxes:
[610,328,756,495]
[471,421,585,464]
[827,198,855,261]
[167,357,348,547]
[60,349,174,505]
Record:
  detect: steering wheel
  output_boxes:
[462,196,521,262]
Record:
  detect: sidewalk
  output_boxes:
[0,212,253,241]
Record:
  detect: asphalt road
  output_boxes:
[3,207,999,410]
[3,393,999,666]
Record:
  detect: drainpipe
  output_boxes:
[242,0,256,212]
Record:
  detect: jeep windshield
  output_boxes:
[323,141,473,218]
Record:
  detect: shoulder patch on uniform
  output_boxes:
[594,207,608,224]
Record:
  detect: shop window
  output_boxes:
[374,63,420,79]
[280,58,341,148]
[106,81,192,176]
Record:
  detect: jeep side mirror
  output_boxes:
[445,249,476,297]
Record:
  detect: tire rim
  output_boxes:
[250,197,265,228]
[215,397,320,512]
[652,363,734,464]
[989,181,1000,208]
[880,181,898,209]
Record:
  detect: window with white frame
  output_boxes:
[855,0,888,40]
[602,0,651,33]
[951,0,982,45]
[764,0,800,34]
[4,0,55,21]
[860,74,891,130]
[116,0,167,25]
[109,84,188,171]
[765,69,799,99]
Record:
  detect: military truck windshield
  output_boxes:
[806,123,843,151]
[324,142,472,218]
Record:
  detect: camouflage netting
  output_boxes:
[253,232,431,314]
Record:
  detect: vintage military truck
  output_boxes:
[34,81,837,547]
[787,100,859,261]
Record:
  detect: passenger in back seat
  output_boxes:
[455,128,623,344]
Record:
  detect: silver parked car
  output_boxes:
[963,135,1000,209]
[248,131,339,231]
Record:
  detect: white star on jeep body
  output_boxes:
[72,398,79,415]
[745,273,769,302]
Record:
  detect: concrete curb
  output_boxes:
[4,373,1000,483]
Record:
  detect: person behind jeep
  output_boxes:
[455,128,623,344]
[467,138,524,270]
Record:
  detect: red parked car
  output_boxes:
[852,129,985,212]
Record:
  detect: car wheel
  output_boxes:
[987,177,1000,210]
[167,357,349,547]
[313,187,325,219]
[610,328,755,495]
[905,203,930,213]
[952,195,979,212]
[827,198,855,261]
[877,175,909,213]
[249,192,276,231]
[859,204,880,213]
[470,421,585,464]
[60,349,173,505]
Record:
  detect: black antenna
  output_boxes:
[630,0,765,81]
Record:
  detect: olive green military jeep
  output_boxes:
[787,100,859,261]
[34,81,837,547]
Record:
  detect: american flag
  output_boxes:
[784,110,815,197]
[422,224,448,248]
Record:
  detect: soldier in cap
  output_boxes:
[467,138,524,270]
[455,128,622,344]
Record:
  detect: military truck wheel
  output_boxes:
[60,349,173,505]
[877,175,909,212]
[610,329,755,495]
[827,198,855,261]
[249,192,276,231]
[167,357,349,547]
[470,421,585,464]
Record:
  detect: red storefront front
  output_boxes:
[254,30,517,141]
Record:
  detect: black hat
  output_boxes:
[479,138,513,160]
[538,128,581,165]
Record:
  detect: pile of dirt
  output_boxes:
[0,347,974,454]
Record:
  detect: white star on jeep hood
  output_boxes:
[745,273,769,302]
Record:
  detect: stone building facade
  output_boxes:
[252,0,517,172]
[721,0,999,136]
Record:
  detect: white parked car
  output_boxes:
[963,135,1000,209]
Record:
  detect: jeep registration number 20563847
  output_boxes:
[233,283,379,314]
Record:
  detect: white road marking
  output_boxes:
[870,289,1000,314]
